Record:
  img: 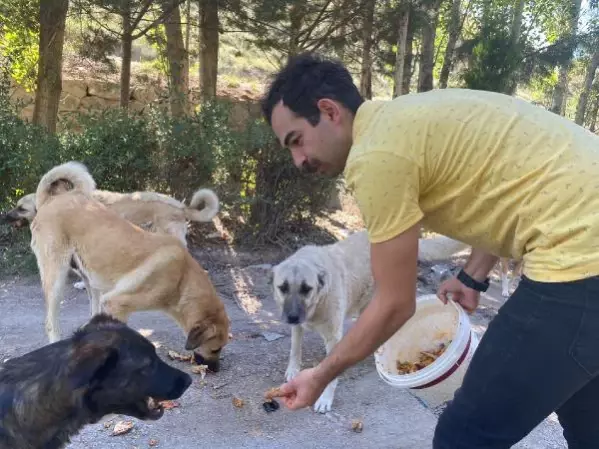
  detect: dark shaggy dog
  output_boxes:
[0,314,192,449]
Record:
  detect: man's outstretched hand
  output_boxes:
[271,367,328,410]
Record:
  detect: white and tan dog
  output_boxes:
[29,161,230,372]
[271,230,471,413]
[4,186,219,248]
[3,178,219,291]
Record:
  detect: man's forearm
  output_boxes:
[463,248,499,282]
[315,293,415,385]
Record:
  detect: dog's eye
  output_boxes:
[299,283,312,295]
[211,348,221,355]
[278,282,289,294]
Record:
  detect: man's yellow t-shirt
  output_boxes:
[344,88,599,282]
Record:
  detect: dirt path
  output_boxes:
[0,246,566,448]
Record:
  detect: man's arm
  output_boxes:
[314,222,421,384]
[463,248,499,281]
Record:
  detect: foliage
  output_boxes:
[242,118,338,245]
[460,10,523,93]
[0,0,39,91]
[0,60,60,208]
[60,109,158,192]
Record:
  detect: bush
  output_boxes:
[232,118,338,245]
[0,64,61,209]
[60,109,159,192]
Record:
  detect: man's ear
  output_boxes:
[316,98,340,123]
[185,321,215,350]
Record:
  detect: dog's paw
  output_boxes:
[313,390,334,414]
[73,281,86,290]
[501,288,510,298]
[285,365,300,382]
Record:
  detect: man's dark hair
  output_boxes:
[261,52,364,126]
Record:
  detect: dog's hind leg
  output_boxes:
[89,287,103,316]
[101,293,135,323]
[286,325,304,381]
[313,327,343,414]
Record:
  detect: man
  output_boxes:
[261,52,599,448]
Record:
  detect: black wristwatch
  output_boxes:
[457,269,490,292]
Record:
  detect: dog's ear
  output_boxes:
[69,342,120,390]
[70,323,121,389]
[185,320,216,350]
[317,271,326,291]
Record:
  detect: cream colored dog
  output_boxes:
[4,186,219,248]
[271,230,470,413]
[30,162,230,372]
[4,179,219,290]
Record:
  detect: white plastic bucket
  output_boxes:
[374,294,479,408]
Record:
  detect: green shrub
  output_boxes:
[0,65,61,209]
[147,103,222,200]
[60,109,159,192]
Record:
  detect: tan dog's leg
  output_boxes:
[101,293,135,322]
[89,287,103,316]
[38,257,71,343]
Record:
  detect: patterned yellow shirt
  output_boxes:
[344,88,599,282]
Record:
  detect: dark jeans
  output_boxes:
[433,275,599,449]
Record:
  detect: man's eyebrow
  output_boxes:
[283,131,297,148]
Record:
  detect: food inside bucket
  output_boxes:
[396,341,450,374]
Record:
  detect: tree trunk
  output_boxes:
[164,2,189,116]
[359,0,375,99]
[550,0,582,115]
[393,4,410,97]
[120,2,132,109]
[505,0,525,95]
[588,81,599,132]
[575,50,599,125]
[438,0,461,89]
[185,0,191,52]
[417,0,442,92]
[199,0,219,101]
[32,0,69,133]
[402,20,414,94]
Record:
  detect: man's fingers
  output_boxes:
[437,287,448,304]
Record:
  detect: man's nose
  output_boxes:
[290,149,306,168]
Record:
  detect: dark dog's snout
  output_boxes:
[171,373,192,398]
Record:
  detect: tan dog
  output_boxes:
[30,161,230,372]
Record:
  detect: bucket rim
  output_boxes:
[374,294,472,387]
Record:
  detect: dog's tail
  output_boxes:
[184,188,220,222]
[418,235,470,262]
[35,161,96,210]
